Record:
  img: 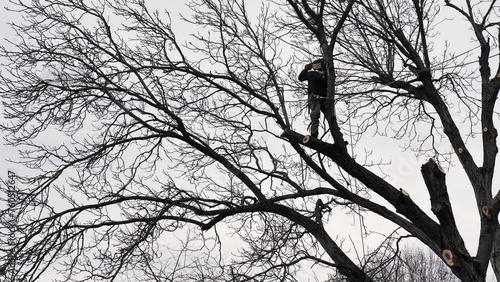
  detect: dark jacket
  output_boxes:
[298,69,327,97]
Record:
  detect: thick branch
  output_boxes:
[271,187,438,252]
[281,129,441,243]
[421,159,484,280]
[266,203,375,282]
[421,159,461,242]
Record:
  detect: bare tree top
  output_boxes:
[0,0,499,281]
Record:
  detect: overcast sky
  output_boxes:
[0,1,498,281]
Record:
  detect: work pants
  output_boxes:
[308,95,326,137]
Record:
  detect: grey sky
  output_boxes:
[0,1,498,281]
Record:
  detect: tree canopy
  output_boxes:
[0,0,499,281]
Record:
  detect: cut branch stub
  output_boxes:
[303,135,311,144]
[442,249,455,266]
[421,159,454,220]
[436,161,445,173]
[421,159,465,271]
[399,188,409,197]
[481,205,491,219]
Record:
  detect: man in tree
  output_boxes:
[298,59,327,139]
[2,0,500,281]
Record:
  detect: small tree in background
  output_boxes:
[0,0,499,281]
[397,247,461,282]
[328,246,461,282]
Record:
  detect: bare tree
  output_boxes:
[0,0,499,281]
[328,245,461,282]
[398,247,461,282]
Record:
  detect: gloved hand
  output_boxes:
[304,63,312,70]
